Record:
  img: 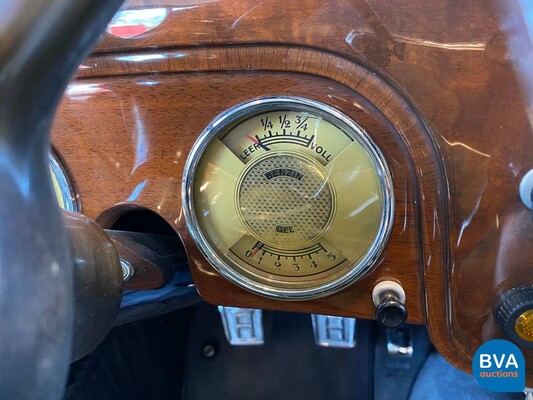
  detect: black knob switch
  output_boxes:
[376,295,408,329]
[494,285,533,349]
[372,281,408,329]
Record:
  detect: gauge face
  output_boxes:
[49,152,78,211]
[183,97,393,299]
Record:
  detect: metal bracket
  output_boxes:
[218,306,264,346]
[311,314,356,348]
[386,327,413,357]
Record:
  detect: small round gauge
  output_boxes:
[183,97,393,300]
[49,152,78,211]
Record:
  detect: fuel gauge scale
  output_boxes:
[183,97,394,300]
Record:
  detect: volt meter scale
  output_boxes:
[183,97,394,300]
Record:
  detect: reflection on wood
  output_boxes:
[53,0,533,382]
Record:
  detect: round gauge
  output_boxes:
[183,97,393,299]
[49,152,78,211]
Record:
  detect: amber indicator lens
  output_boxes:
[515,309,533,342]
[183,97,394,299]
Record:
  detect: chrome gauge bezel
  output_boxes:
[182,96,394,300]
[48,151,79,212]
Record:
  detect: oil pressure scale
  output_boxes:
[183,97,394,299]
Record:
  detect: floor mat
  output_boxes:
[182,303,375,400]
[65,310,190,400]
[410,353,523,400]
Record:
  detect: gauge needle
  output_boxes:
[251,241,264,257]
[246,134,270,151]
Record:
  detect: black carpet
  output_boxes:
[65,303,523,400]
[182,303,375,400]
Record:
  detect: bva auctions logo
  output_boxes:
[472,339,525,392]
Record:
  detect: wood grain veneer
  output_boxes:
[52,0,533,382]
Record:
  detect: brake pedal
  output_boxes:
[218,306,264,346]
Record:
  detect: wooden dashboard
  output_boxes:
[51,0,533,382]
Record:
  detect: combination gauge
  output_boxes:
[183,97,394,300]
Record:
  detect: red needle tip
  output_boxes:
[251,242,263,257]
[246,134,258,144]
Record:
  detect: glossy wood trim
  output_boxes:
[53,0,533,382]
[57,45,455,365]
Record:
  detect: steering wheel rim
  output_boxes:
[0,1,123,398]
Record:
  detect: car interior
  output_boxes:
[0,0,532,399]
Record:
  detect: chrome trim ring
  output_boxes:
[519,169,533,210]
[182,96,394,300]
[48,151,79,212]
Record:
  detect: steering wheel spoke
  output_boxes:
[0,1,123,399]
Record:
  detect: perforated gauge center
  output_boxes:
[236,152,336,249]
